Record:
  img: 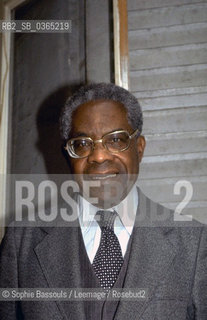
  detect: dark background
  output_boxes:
[10,0,113,174]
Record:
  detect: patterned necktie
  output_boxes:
[92,210,124,289]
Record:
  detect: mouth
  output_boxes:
[83,172,119,181]
[90,173,118,180]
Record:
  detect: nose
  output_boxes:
[87,141,114,164]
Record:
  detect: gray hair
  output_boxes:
[60,83,143,140]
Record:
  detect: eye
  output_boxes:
[112,137,121,143]
[109,135,126,144]
[74,139,91,148]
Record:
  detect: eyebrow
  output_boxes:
[71,132,89,138]
[71,128,126,139]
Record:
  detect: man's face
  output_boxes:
[69,99,145,208]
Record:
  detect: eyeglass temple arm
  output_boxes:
[130,128,139,138]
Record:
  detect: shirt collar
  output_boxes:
[113,185,138,235]
[78,184,138,236]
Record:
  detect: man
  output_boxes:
[0,83,207,319]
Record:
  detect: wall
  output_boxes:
[128,0,207,222]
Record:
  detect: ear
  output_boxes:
[136,135,146,163]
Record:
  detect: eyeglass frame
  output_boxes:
[64,128,140,159]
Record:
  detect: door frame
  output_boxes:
[113,0,129,90]
[0,0,27,240]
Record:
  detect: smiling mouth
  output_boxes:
[88,173,118,180]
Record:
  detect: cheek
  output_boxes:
[115,154,137,174]
[128,158,139,173]
[128,152,139,175]
[122,148,139,174]
[70,159,86,174]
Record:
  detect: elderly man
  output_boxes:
[0,83,207,319]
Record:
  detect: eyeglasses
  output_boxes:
[65,129,139,159]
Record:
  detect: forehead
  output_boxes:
[71,99,132,136]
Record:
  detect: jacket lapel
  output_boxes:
[114,189,178,319]
[34,223,86,320]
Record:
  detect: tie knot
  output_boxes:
[95,210,117,230]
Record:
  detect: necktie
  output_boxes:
[92,210,124,289]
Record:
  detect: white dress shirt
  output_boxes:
[78,185,138,263]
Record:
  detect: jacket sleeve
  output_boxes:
[0,227,22,320]
[190,226,207,319]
